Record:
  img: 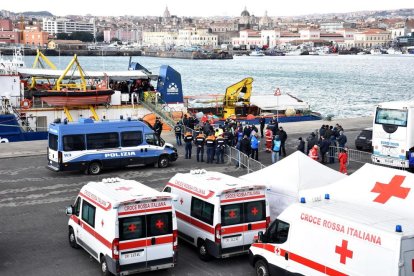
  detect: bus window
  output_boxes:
[87,133,119,149]
[375,108,408,127]
[49,134,58,150]
[145,133,160,146]
[63,135,85,151]
[121,131,143,147]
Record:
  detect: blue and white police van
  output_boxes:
[47,118,178,175]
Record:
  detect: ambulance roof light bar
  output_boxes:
[190,169,207,175]
[324,194,330,200]
[300,197,306,204]
[395,225,403,233]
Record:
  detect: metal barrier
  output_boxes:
[327,146,372,164]
[226,146,266,173]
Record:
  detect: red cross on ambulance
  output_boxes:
[371,175,409,204]
[335,239,353,264]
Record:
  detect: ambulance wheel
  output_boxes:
[255,259,269,276]
[68,228,80,249]
[88,162,102,175]
[100,256,111,276]
[158,156,169,168]
[198,241,211,261]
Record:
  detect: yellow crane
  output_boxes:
[29,49,57,90]
[222,77,253,119]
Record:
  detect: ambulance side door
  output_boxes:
[264,219,290,275]
[71,197,82,245]
[79,199,99,259]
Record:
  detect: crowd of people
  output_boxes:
[163,114,350,173]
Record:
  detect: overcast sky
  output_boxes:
[2,0,413,17]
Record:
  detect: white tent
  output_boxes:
[240,151,347,219]
[303,163,414,218]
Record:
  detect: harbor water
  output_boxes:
[23,54,414,119]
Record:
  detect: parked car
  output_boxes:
[355,128,372,151]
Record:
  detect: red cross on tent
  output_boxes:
[156,219,165,229]
[371,175,409,204]
[128,224,137,232]
[251,207,259,216]
[229,210,236,218]
[116,187,132,191]
[335,240,353,264]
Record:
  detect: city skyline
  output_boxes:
[2,0,414,17]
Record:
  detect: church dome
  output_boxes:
[241,7,250,17]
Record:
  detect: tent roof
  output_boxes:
[303,163,414,218]
[240,151,346,198]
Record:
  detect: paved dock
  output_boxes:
[0,117,372,159]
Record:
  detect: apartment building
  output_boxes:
[353,29,391,48]
[42,18,95,35]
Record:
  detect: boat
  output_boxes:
[0,51,186,142]
[407,47,414,55]
[387,48,403,55]
[184,78,321,124]
[370,49,382,55]
[249,50,265,56]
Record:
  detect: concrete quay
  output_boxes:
[0,116,372,160]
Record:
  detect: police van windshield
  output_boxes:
[375,108,408,127]
[119,212,172,241]
[221,200,265,226]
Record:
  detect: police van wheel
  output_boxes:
[88,162,102,175]
[198,242,211,261]
[68,228,80,249]
[255,260,269,276]
[100,257,111,276]
[158,156,169,168]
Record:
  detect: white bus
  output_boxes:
[371,101,414,169]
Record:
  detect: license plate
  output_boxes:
[123,251,143,259]
[224,236,241,243]
[385,158,394,164]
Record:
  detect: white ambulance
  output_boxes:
[249,198,414,276]
[66,178,178,275]
[163,170,270,261]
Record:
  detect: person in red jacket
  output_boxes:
[265,127,273,153]
[309,145,319,161]
[338,148,348,174]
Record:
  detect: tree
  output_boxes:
[57,33,70,40]
[70,31,94,42]
[95,31,104,42]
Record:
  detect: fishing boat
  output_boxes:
[249,50,265,56]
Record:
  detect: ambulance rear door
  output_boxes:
[145,200,174,266]
[118,205,148,269]
[220,189,267,252]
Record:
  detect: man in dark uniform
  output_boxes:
[195,132,206,162]
[174,122,182,146]
[259,116,266,138]
[183,131,193,159]
[205,133,216,164]
[215,134,226,164]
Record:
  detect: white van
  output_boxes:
[249,199,414,276]
[66,178,178,275]
[164,170,270,261]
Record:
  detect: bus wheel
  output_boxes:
[255,260,269,276]
[88,162,102,175]
[158,156,169,168]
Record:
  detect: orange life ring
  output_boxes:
[20,99,32,109]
